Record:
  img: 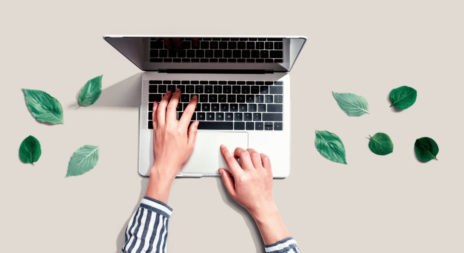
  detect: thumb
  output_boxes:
[219,168,236,198]
[188,121,199,146]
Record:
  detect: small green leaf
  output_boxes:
[368,133,393,156]
[66,145,99,177]
[389,86,417,110]
[78,75,103,106]
[22,89,63,124]
[19,135,42,164]
[414,137,439,162]
[332,92,369,117]
[315,130,347,164]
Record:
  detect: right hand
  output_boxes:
[218,145,277,219]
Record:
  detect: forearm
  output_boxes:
[251,204,300,253]
[123,197,173,253]
[145,164,176,203]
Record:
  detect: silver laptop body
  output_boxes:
[104,35,306,178]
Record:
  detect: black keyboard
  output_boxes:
[149,37,284,63]
[148,80,284,131]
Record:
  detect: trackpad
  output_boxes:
[180,132,248,176]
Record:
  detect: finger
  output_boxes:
[156,91,172,126]
[151,101,158,129]
[219,168,236,198]
[261,153,272,174]
[220,145,242,177]
[247,148,263,169]
[166,88,181,122]
[188,121,199,146]
[234,148,254,170]
[180,95,198,127]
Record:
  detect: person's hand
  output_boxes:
[218,146,276,219]
[146,89,198,203]
[218,145,291,245]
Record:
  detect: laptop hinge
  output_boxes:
[158,69,275,74]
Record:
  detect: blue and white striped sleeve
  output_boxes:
[122,196,173,253]
[264,237,301,253]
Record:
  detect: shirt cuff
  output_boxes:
[264,237,298,253]
[140,196,173,217]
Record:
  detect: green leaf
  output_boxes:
[22,89,63,124]
[389,86,417,110]
[315,130,347,164]
[368,132,393,155]
[78,75,103,106]
[414,137,439,162]
[66,145,99,177]
[332,92,369,117]
[19,135,42,164]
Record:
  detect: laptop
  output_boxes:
[104,35,306,178]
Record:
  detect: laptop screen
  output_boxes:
[104,36,306,72]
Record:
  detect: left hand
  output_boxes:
[146,88,198,202]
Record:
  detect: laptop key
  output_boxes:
[267,104,283,112]
[181,94,190,102]
[220,104,229,112]
[255,122,264,130]
[253,113,261,121]
[246,122,254,130]
[218,95,227,102]
[274,122,283,130]
[265,122,273,130]
[234,113,243,121]
[270,86,283,94]
[265,95,273,103]
[149,94,162,102]
[263,113,283,121]
[225,113,233,121]
[197,112,206,120]
[242,86,250,93]
[216,112,224,121]
[149,85,157,93]
[239,104,247,112]
[258,104,266,112]
[259,86,269,94]
[195,85,204,93]
[186,85,194,93]
[244,113,252,121]
[246,95,254,103]
[234,122,245,130]
[232,86,241,94]
[237,95,245,103]
[214,86,222,93]
[251,86,260,94]
[223,86,232,93]
[207,113,215,120]
[274,95,283,103]
[256,95,264,103]
[211,103,220,111]
[228,95,236,102]
[205,85,213,93]
[248,104,257,112]
[148,121,153,129]
[158,85,167,93]
[198,121,233,130]
[199,94,208,102]
[209,94,218,102]
[202,103,210,111]
[230,104,238,112]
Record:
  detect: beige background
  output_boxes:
[1,0,463,252]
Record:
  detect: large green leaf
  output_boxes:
[66,145,99,177]
[315,130,347,164]
[332,92,369,117]
[22,89,63,124]
[368,132,393,155]
[389,86,417,110]
[78,75,103,106]
[414,137,439,162]
[19,135,41,164]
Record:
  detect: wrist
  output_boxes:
[145,165,176,203]
[249,201,279,222]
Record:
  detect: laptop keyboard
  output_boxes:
[149,37,284,63]
[148,80,284,131]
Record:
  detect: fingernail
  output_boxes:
[220,144,224,149]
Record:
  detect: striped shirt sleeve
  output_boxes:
[264,237,301,253]
[122,196,172,253]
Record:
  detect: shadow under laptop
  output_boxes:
[68,72,142,109]
[115,177,264,253]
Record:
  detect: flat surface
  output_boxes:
[1,0,463,252]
